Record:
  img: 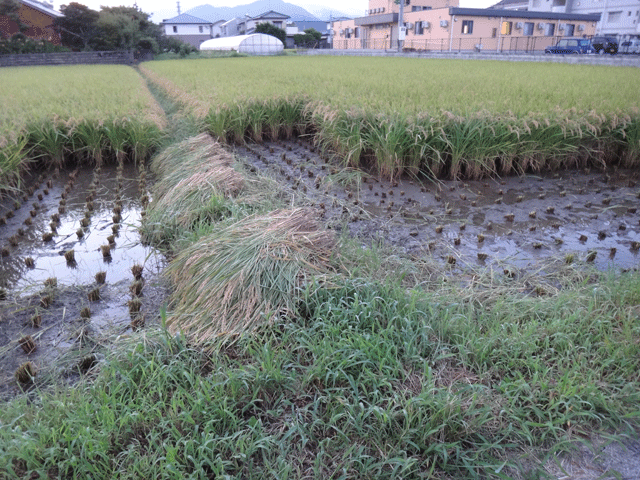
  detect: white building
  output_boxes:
[162,13,226,48]
[527,0,640,37]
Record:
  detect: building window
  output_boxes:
[415,21,424,35]
[523,22,534,35]
[607,11,622,23]
[564,23,575,36]
[462,20,473,34]
[492,28,497,38]
[172,25,177,33]
[545,23,555,36]
[354,27,360,38]
[501,21,512,35]
[199,25,203,33]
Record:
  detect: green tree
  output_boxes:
[293,28,321,48]
[54,2,99,50]
[255,22,286,45]
[93,6,162,52]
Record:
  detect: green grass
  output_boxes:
[2,267,638,479]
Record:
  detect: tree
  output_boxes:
[293,28,321,48]
[93,6,162,52]
[255,22,286,45]
[54,2,99,50]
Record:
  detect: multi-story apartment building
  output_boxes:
[332,0,600,52]
[526,0,640,38]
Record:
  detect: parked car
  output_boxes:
[590,36,618,55]
[545,38,594,54]
[620,39,640,54]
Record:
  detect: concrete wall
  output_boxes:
[0,50,135,67]
[301,47,640,68]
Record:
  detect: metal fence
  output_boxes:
[332,35,591,54]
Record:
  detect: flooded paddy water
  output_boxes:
[1,137,639,399]
[0,162,166,399]
[236,138,640,274]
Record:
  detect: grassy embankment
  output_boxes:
[142,56,640,180]
[0,65,165,195]
[1,58,639,478]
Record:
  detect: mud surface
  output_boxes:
[236,139,640,273]
[0,163,167,399]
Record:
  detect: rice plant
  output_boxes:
[142,57,640,180]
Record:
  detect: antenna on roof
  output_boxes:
[177,1,181,15]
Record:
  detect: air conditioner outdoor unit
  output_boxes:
[440,20,448,27]
[348,28,353,34]
[516,22,523,29]
[423,21,430,28]
[578,24,585,31]
[537,22,545,30]
[558,23,566,30]
[339,29,345,36]
[381,7,385,12]
[406,22,414,29]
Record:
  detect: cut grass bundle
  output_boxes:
[142,134,246,247]
[166,208,335,343]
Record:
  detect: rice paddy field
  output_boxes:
[142,56,640,180]
[0,65,165,193]
[0,56,639,479]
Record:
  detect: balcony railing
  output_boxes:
[332,35,594,54]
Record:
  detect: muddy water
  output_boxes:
[0,163,166,399]
[236,140,640,273]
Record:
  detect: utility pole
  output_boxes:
[397,0,405,51]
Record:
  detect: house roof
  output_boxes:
[488,0,529,9]
[449,7,601,21]
[20,0,63,18]
[221,18,238,27]
[290,20,330,34]
[251,10,290,20]
[162,13,212,25]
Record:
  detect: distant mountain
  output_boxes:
[183,0,320,23]
[304,4,359,20]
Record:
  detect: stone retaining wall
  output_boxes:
[0,50,135,68]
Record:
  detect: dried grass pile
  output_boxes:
[142,134,245,246]
[165,208,335,344]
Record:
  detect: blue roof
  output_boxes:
[163,13,212,25]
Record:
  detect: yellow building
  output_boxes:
[332,0,600,52]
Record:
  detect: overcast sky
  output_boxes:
[50,0,496,21]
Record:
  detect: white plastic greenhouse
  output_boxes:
[199,34,284,55]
